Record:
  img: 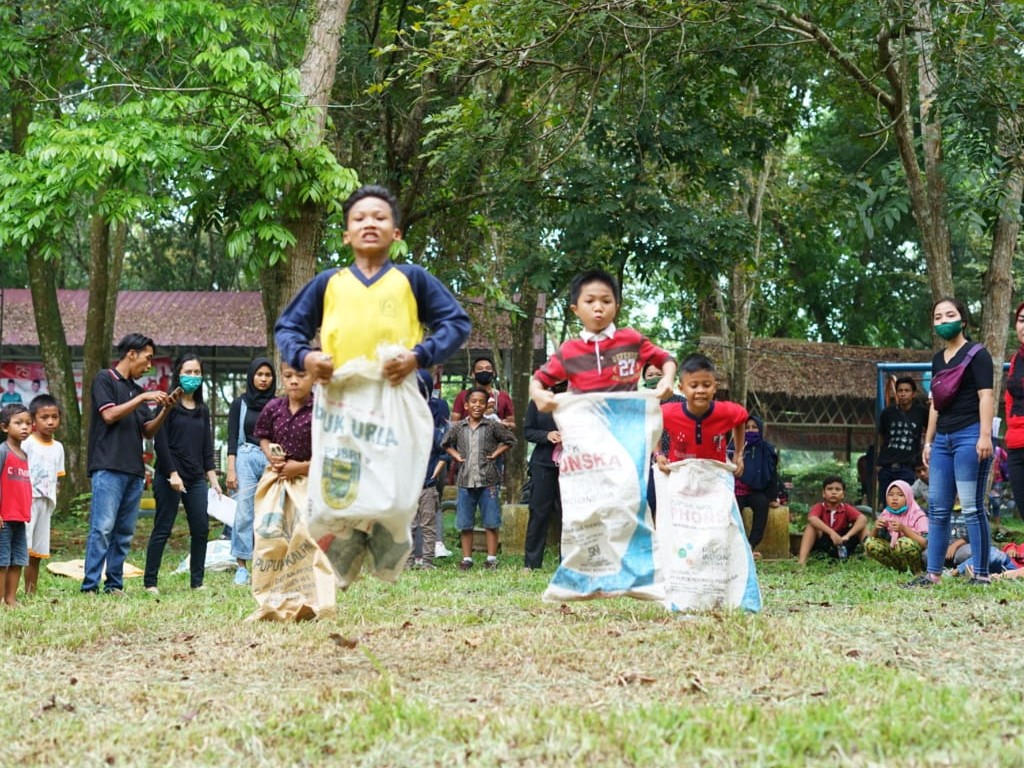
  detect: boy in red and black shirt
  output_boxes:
[656,353,748,476]
[797,475,869,565]
[530,269,676,408]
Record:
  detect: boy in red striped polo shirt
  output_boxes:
[529,269,676,410]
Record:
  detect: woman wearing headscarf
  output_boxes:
[865,479,928,572]
[226,357,276,586]
[733,415,779,557]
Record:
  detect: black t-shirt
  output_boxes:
[87,368,154,477]
[877,402,928,464]
[932,343,993,434]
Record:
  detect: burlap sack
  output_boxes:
[247,472,337,622]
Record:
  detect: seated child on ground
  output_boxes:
[797,475,869,565]
[865,480,927,573]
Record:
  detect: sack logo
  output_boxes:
[321,451,360,509]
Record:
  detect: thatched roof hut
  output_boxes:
[700,336,933,455]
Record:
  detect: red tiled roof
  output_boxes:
[0,289,267,348]
[0,289,547,352]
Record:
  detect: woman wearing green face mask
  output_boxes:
[905,298,994,589]
[144,352,223,593]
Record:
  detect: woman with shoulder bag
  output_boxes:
[906,298,994,587]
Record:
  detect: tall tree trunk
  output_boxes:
[767,2,956,300]
[981,113,1024,405]
[730,152,773,409]
[12,78,88,505]
[267,0,354,329]
[507,285,540,504]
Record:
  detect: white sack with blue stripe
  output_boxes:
[653,459,762,613]
[543,392,664,602]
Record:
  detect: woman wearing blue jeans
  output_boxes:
[225,357,276,586]
[907,298,994,587]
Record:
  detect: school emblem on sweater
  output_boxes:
[320,451,360,509]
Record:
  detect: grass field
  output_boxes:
[2,516,1024,767]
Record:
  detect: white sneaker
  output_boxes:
[145,586,160,596]
[435,541,453,558]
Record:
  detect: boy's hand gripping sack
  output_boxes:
[248,473,337,622]
[653,459,762,613]
[308,345,434,587]
[543,392,664,602]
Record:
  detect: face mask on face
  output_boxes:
[934,320,963,341]
[179,375,202,394]
[474,371,494,386]
[745,430,762,445]
[886,504,908,516]
[643,378,660,390]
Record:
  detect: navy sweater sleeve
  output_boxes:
[274,269,337,371]
[396,264,472,367]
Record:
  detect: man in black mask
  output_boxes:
[452,356,515,428]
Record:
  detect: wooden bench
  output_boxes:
[740,504,791,559]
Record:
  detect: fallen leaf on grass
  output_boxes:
[37,694,75,715]
[616,671,656,686]
[401,621,414,630]
[845,649,861,658]
[464,636,483,648]
[559,604,574,615]
[328,633,358,649]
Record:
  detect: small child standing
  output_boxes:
[442,388,516,570]
[408,370,448,570]
[23,395,65,595]
[797,475,869,565]
[656,353,748,478]
[254,363,314,483]
[0,404,34,606]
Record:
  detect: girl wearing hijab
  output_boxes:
[226,356,276,586]
[733,415,780,556]
[144,352,222,593]
[865,480,928,573]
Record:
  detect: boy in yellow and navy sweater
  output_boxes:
[275,185,470,385]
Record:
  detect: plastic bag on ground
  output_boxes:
[174,538,236,574]
[308,345,434,587]
[653,458,762,613]
[543,391,664,602]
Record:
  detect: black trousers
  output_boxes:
[524,463,561,569]
[736,489,771,549]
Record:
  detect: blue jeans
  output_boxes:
[82,470,144,592]
[456,486,502,530]
[230,443,267,561]
[926,423,993,577]
[145,474,210,588]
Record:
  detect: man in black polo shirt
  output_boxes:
[82,334,179,595]
[876,375,928,506]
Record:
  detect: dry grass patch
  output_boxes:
[3,521,1024,765]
